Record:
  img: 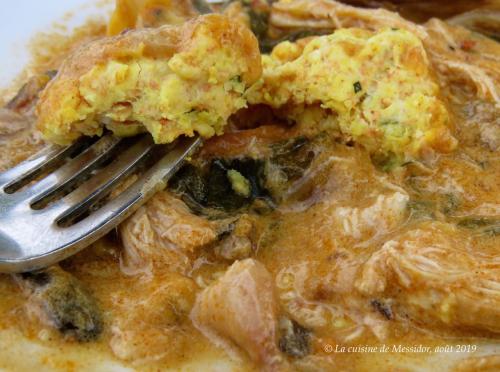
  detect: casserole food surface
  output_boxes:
[0,0,499,371]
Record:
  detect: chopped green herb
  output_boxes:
[353,81,362,93]
[371,152,402,172]
[457,217,495,229]
[408,199,435,219]
[441,193,460,215]
[457,217,500,237]
[231,75,242,83]
[380,120,399,126]
[484,225,500,236]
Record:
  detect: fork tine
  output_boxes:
[0,138,90,191]
[60,136,201,247]
[55,134,156,225]
[0,136,202,273]
[27,134,122,209]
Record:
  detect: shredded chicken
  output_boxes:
[333,192,409,240]
[454,354,500,372]
[0,72,50,171]
[191,259,283,370]
[271,0,428,38]
[0,108,43,171]
[214,214,255,261]
[276,263,341,331]
[120,191,218,276]
[424,18,500,106]
[356,222,500,334]
[341,1,500,23]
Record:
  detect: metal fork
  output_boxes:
[0,0,233,273]
[0,133,201,273]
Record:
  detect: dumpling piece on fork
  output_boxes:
[36,14,261,145]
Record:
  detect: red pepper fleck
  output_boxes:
[460,40,476,52]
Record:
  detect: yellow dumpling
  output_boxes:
[246,28,457,161]
[36,14,261,145]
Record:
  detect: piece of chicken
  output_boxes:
[270,0,428,38]
[191,259,283,370]
[333,192,409,241]
[120,191,219,276]
[339,0,500,23]
[423,18,500,105]
[36,14,261,145]
[356,222,500,334]
[0,72,54,171]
